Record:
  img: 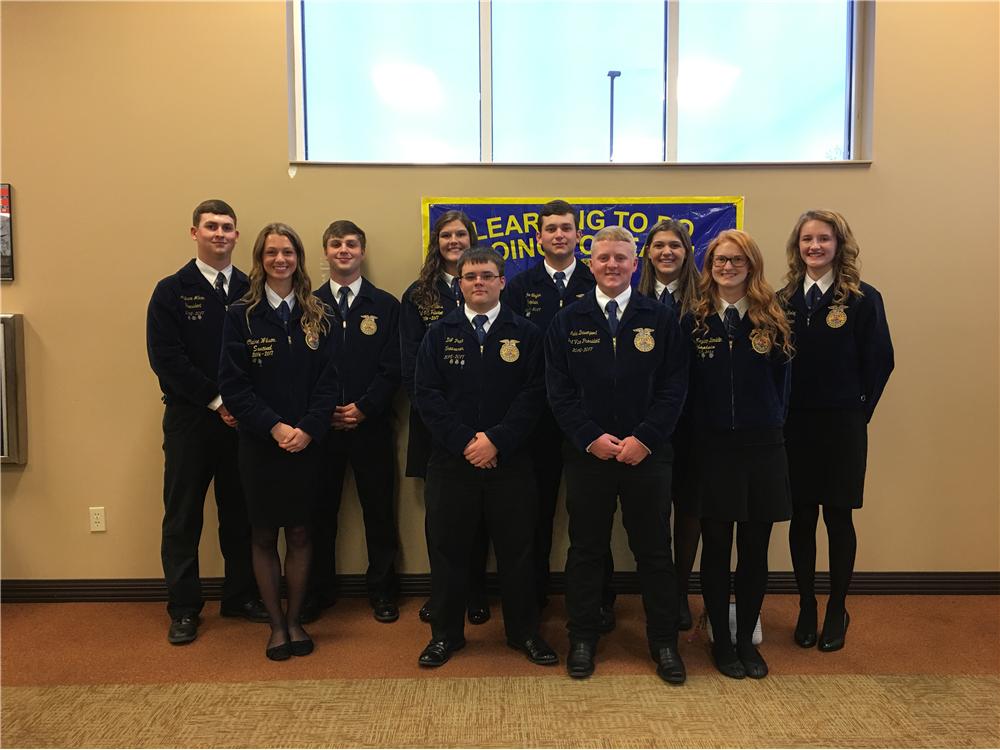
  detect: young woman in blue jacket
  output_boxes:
[220,223,338,661]
[683,229,793,680]
[780,210,893,653]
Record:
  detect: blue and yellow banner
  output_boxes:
[421,196,743,279]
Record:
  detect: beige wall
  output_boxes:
[2,1,997,579]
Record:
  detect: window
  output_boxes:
[292,1,866,164]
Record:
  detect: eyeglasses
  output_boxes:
[460,272,501,282]
[711,255,748,268]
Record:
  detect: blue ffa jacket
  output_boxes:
[147,259,249,407]
[682,312,791,433]
[219,300,339,441]
[400,277,462,399]
[503,260,596,333]
[545,291,688,454]
[784,282,893,422]
[314,279,401,418]
[414,306,544,461]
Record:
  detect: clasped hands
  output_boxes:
[270,422,312,453]
[588,433,650,465]
[464,432,498,469]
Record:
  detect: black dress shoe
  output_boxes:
[266,641,292,661]
[372,599,399,623]
[418,600,432,623]
[467,602,491,625]
[418,638,466,667]
[818,610,850,652]
[737,645,769,679]
[678,596,693,631]
[711,643,746,679]
[654,646,687,685]
[598,605,616,634]
[566,641,596,679]
[794,605,818,648]
[220,599,270,623]
[507,636,558,665]
[167,614,198,645]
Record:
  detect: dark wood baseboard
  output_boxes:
[2,572,997,603]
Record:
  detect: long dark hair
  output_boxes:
[411,210,478,309]
[636,219,701,316]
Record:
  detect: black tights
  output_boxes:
[789,504,856,616]
[252,524,312,646]
[700,519,773,651]
[673,507,701,598]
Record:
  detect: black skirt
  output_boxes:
[238,429,322,527]
[694,428,792,523]
[785,408,868,509]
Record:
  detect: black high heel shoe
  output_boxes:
[794,605,818,648]
[818,610,850,652]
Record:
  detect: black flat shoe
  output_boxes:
[711,643,746,680]
[418,638,466,667]
[794,605,818,648]
[507,636,559,666]
[290,626,314,656]
[266,641,292,661]
[566,641,596,679]
[818,610,850,652]
[678,596,693,631]
[737,645,769,679]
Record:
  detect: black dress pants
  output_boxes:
[312,418,400,605]
[161,402,256,618]
[425,450,539,643]
[529,410,616,608]
[564,444,679,649]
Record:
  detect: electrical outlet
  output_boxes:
[89,506,106,532]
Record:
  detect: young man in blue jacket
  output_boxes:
[545,226,689,683]
[415,247,557,668]
[309,220,402,624]
[146,199,266,645]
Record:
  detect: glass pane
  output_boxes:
[676,1,850,161]
[302,1,481,162]
[491,0,665,163]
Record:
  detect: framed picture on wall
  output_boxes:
[1,184,12,282]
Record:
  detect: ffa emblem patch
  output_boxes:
[750,329,772,355]
[499,339,520,363]
[826,305,847,329]
[633,328,655,352]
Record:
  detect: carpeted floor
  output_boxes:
[2,595,999,747]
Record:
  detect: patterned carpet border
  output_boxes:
[3,674,999,748]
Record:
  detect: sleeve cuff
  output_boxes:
[207,395,223,411]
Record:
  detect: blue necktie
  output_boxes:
[277,300,290,326]
[806,284,822,312]
[473,314,488,345]
[606,299,619,337]
[214,272,227,305]
[451,277,463,307]
[338,287,350,320]
[659,287,674,309]
[553,271,566,298]
[724,306,740,340]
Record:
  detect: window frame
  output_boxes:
[287,0,874,166]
